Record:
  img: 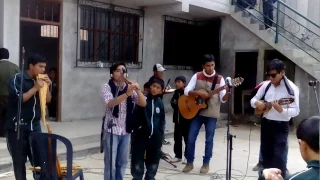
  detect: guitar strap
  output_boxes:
[261,82,271,101]
[211,74,219,90]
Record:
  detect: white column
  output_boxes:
[0,0,20,66]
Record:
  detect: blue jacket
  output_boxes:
[134,94,165,137]
[5,72,41,132]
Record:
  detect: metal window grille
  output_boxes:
[41,25,59,38]
[20,0,61,23]
[76,1,142,68]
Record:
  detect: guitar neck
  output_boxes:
[209,85,227,96]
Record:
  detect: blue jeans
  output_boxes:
[104,132,130,180]
[187,115,217,165]
[259,141,288,164]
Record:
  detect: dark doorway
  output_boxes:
[163,17,221,71]
[19,0,61,121]
[264,50,295,81]
[20,22,59,121]
[234,51,259,114]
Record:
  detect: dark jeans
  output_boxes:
[0,96,8,137]
[258,140,288,164]
[131,130,163,180]
[6,124,42,180]
[263,0,274,29]
[261,118,288,178]
[173,120,190,159]
[187,115,217,165]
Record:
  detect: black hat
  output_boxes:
[175,76,186,84]
[150,78,165,90]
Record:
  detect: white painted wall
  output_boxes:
[0,0,20,66]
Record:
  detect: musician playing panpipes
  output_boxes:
[250,59,300,178]
[182,54,229,174]
[5,54,52,180]
[100,63,146,180]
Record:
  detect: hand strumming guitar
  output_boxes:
[196,89,210,100]
[255,100,266,110]
[271,100,283,113]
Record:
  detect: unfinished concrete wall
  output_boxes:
[294,66,320,126]
[220,16,272,113]
[61,1,194,121]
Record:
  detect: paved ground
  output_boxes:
[0,124,307,180]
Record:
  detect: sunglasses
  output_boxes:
[266,73,278,78]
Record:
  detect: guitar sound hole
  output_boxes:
[195,97,203,105]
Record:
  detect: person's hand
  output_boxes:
[126,83,138,96]
[272,100,283,113]
[34,79,44,90]
[130,82,140,91]
[197,90,210,100]
[262,168,283,180]
[255,101,266,110]
[42,75,52,86]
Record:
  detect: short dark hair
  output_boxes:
[0,48,9,59]
[266,59,285,73]
[27,54,46,68]
[110,63,126,75]
[202,54,215,65]
[150,78,165,90]
[144,82,149,89]
[49,67,57,72]
[296,116,319,153]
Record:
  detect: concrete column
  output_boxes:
[0,0,20,65]
[256,48,265,84]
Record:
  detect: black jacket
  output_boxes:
[134,94,165,137]
[170,89,187,124]
[5,72,41,131]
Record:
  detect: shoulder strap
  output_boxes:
[211,74,219,90]
[262,82,271,100]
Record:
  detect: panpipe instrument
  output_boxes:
[123,76,140,90]
[29,74,82,179]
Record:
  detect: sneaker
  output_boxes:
[182,158,187,164]
[182,163,193,173]
[171,158,182,163]
[200,165,209,174]
[252,162,264,171]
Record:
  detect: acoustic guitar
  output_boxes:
[178,77,244,120]
[254,98,295,114]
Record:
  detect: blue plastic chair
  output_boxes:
[29,132,84,180]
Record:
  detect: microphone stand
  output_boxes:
[308,80,320,116]
[108,73,125,180]
[16,47,25,180]
[225,80,236,180]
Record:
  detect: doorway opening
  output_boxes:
[234,51,258,115]
[20,0,61,121]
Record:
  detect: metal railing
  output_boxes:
[232,0,320,61]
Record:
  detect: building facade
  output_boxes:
[0,0,319,124]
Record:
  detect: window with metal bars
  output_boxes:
[78,5,140,64]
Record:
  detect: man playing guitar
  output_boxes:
[250,59,300,178]
[182,54,229,174]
